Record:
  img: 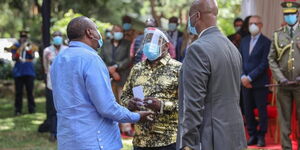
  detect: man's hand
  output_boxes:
[144,97,161,112]
[108,66,117,74]
[296,76,300,84]
[241,77,253,88]
[128,98,143,111]
[137,111,154,122]
[111,72,121,81]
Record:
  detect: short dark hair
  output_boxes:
[67,16,93,40]
[169,16,179,24]
[122,15,132,24]
[234,18,243,24]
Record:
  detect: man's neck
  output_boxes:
[54,45,61,50]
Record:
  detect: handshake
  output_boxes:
[129,97,162,122]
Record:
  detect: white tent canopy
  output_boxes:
[241,0,284,39]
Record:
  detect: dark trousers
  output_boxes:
[14,76,35,113]
[277,86,300,150]
[134,143,176,150]
[45,88,57,134]
[242,87,268,138]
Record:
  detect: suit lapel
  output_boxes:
[250,35,263,56]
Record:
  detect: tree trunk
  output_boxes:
[149,0,161,27]
[41,0,51,82]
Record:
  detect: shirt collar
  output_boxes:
[69,41,97,54]
[251,33,261,40]
[287,22,299,31]
[145,53,171,69]
[198,26,217,38]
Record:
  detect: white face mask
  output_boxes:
[249,24,260,36]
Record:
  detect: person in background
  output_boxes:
[122,15,138,42]
[38,31,68,142]
[105,29,113,40]
[177,0,247,149]
[100,25,131,102]
[167,16,185,62]
[5,30,38,116]
[121,27,181,150]
[228,17,244,48]
[240,15,271,147]
[130,18,157,65]
[50,16,152,150]
[238,16,252,38]
[268,0,300,149]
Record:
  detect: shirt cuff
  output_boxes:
[132,112,140,123]
[241,75,252,82]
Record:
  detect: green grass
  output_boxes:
[0,97,133,150]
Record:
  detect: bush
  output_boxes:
[0,59,13,80]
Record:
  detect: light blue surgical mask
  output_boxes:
[95,30,103,48]
[168,23,177,31]
[188,16,198,35]
[113,32,124,40]
[106,32,112,39]
[143,43,161,61]
[123,23,132,31]
[53,36,63,45]
[284,14,298,26]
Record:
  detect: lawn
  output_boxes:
[0,96,133,150]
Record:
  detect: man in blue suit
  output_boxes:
[240,15,271,147]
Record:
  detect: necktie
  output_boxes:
[290,27,294,38]
[249,37,256,55]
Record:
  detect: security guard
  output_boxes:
[268,0,300,149]
[5,30,38,115]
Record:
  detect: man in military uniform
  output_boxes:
[5,30,38,116]
[268,0,300,149]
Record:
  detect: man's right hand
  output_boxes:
[241,77,253,88]
[137,111,154,122]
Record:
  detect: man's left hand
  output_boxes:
[108,66,117,74]
[144,97,161,112]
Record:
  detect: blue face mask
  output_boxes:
[53,36,63,45]
[95,30,103,48]
[188,16,198,35]
[123,23,132,31]
[113,32,124,40]
[284,14,298,25]
[143,43,162,61]
[106,32,112,39]
[168,23,177,31]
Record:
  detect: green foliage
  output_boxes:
[0,59,12,80]
[51,9,112,37]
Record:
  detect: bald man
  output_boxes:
[50,16,152,150]
[177,0,247,150]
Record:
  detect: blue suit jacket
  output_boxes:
[240,34,271,88]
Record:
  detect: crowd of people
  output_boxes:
[3,0,300,149]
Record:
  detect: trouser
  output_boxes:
[242,87,268,138]
[45,88,57,134]
[14,76,35,113]
[277,85,300,150]
[134,143,176,150]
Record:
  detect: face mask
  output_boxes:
[106,32,112,39]
[123,23,132,31]
[143,43,162,61]
[94,30,103,48]
[188,16,198,35]
[284,14,298,25]
[249,24,259,35]
[234,26,241,32]
[113,32,124,40]
[53,36,63,45]
[168,23,177,31]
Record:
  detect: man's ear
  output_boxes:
[85,29,93,39]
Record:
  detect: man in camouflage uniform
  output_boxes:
[268,0,300,149]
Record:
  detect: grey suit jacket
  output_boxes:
[100,39,131,86]
[177,27,247,150]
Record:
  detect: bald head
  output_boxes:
[190,0,218,16]
[67,16,95,40]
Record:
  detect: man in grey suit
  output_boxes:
[177,0,247,150]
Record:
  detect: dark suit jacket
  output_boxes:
[168,30,184,62]
[240,34,271,88]
[100,39,131,86]
[177,27,247,150]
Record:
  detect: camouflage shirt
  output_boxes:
[121,54,182,147]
